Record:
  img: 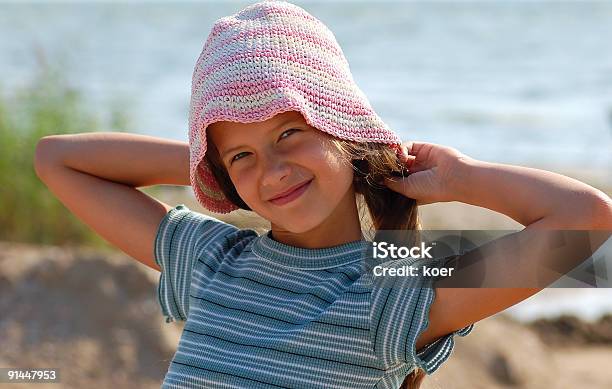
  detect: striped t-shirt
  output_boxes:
[154,204,474,389]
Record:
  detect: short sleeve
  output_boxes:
[370,254,475,374]
[408,281,474,375]
[154,204,242,323]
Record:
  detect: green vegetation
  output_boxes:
[0,63,132,248]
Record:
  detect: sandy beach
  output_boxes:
[1,240,611,389]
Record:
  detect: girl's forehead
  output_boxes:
[207,110,309,143]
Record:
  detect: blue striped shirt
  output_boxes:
[154,204,474,388]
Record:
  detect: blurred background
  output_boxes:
[1,0,611,388]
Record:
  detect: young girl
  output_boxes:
[34,1,611,388]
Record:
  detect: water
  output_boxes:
[1,0,611,182]
[504,288,612,323]
[1,0,611,320]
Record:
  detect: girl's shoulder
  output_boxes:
[156,204,259,259]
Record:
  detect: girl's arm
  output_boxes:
[450,157,612,229]
[34,132,191,271]
[425,157,611,347]
[383,142,612,350]
[385,141,612,228]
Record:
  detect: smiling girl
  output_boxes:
[34,1,612,388]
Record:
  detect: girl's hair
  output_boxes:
[205,135,426,388]
[400,369,427,389]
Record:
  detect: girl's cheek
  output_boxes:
[293,138,331,162]
[230,168,256,201]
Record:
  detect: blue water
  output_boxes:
[1,0,611,320]
[1,1,611,184]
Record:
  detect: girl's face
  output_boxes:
[207,110,358,234]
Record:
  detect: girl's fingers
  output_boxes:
[409,141,437,157]
[395,143,408,162]
[403,141,446,158]
[397,155,416,172]
[408,156,436,173]
[397,143,415,164]
[401,141,414,156]
[404,155,416,170]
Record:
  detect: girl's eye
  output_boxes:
[279,128,300,140]
[230,129,300,164]
[231,152,250,163]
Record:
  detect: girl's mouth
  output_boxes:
[268,179,313,206]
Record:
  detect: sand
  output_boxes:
[1,239,611,389]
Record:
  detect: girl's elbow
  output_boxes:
[585,190,612,229]
[34,136,65,178]
[546,190,612,229]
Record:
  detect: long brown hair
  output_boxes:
[204,135,426,389]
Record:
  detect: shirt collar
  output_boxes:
[251,230,372,270]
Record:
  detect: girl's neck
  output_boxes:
[270,223,364,249]
[269,191,363,249]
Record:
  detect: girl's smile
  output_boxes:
[267,178,313,206]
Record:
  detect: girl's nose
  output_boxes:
[260,152,292,187]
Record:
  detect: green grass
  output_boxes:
[0,62,133,248]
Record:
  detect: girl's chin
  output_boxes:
[269,215,323,234]
[273,221,315,234]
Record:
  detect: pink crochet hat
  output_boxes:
[189,0,403,214]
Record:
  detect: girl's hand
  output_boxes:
[383,141,474,206]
